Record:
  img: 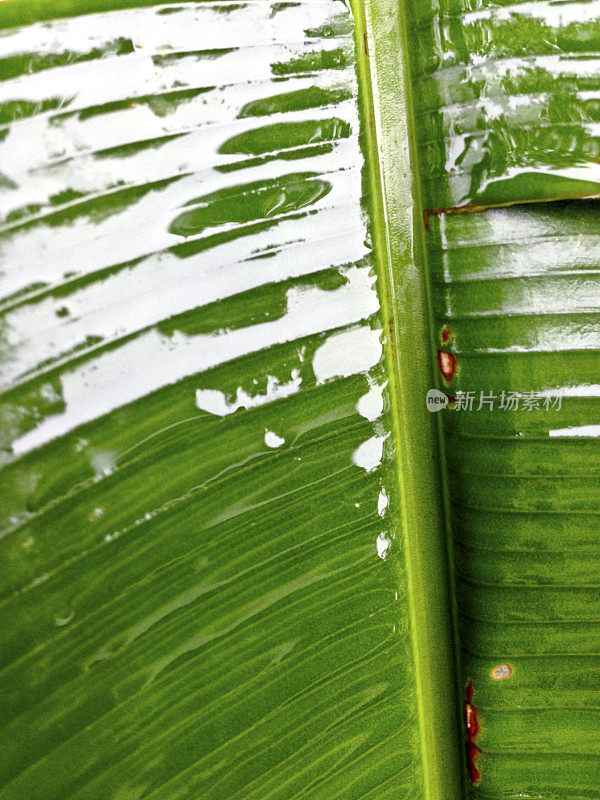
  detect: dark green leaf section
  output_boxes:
[426,201,600,799]
[393,1,600,794]
[404,0,600,208]
[0,2,427,799]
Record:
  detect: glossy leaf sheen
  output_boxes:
[425,202,600,800]
[0,3,426,799]
[3,0,600,799]
[406,0,600,208]
[391,1,600,796]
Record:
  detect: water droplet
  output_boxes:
[40,382,61,403]
[90,450,116,479]
[312,326,382,385]
[196,371,301,416]
[264,430,285,448]
[55,610,75,627]
[376,533,391,560]
[377,488,389,517]
[356,382,384,421]
[352,435,386,472]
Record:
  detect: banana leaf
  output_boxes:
[404,0,600,208]
[1,1,599,800]
[393,2,600,797]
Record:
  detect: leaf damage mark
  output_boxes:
[437,350,457,384]
[492,663,513,680]
[423,184,600,224]
[464,680,482,785]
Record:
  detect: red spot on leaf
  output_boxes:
[464,680,482,785]
[465,680,474,704]
[437,350,457,383]
[441,326,451,344]
[467,741,482,785]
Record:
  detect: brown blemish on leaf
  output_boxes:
[424,186,600,221]
[437,350,457,383]
[441,326,451,344]
[464,680,482,785]
[492,663,513,680]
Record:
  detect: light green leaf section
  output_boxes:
[353,1,464,798]
[5,1,598,799]
[0,2,459,799]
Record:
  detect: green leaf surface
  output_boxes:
[0,2,459,799]
[404,0,600,208]
[373,0,600,797]
[424,201,600,800]
[3,0,600,799]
